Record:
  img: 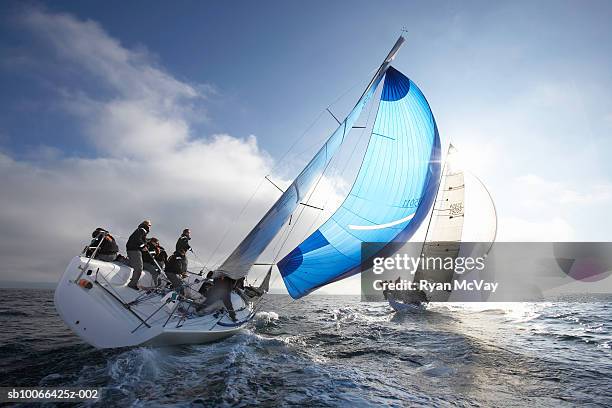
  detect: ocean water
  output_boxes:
[0,289,610,407]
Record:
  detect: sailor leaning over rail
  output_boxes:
[199,274,237,322]
[126,220,151,290]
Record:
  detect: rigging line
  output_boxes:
[269,143,350,264]
[268,65,378,178]
[327,65,379,109]
[203,176,267,269]
[271,107,358,265]
[284,65,381,169]
[264,175,285,193]
[299,202,324,211]
[270,61,373,173]
[326,108,341,125]
[93,270,151,328]
[271,137,338,264]
[291,78,381,248]
[268,214,294,268]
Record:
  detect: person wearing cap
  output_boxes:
[126,220,151,290]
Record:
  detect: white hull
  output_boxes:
[55,256,253,349]
[388,297,426,313]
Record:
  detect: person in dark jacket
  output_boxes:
[203,275,237,321]
[155,245,168,270]
[126,220,151,290]
[175,228,191,272]
[175,229,191,253]
[165,248,187,294]
[197,271,215,297]
[86,228,119,261]
[143,237,162,286]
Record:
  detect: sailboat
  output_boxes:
[386,144,465,312]
[55,35,442,348]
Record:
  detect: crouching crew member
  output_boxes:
[126,220,151,290]
[87,227,119,262]
[165,248,187,295]
[203,274,237,322]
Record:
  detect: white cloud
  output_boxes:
[516,174,612,207]
[497,216,575,241]
[489,174,612,241]
[0,8,288,286]
[19,7,199,105]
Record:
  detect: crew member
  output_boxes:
[143,237,162,286]
[175,228,191,272]
[156,244,168,270]
[203,274,237,321]
[165,248,188,295]
[197,271,215,298]
[176,228,191,253]
[126,220,151,290]
[87,227,119,262]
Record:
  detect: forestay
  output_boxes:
[279,67,442,299]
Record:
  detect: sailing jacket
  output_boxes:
[87,228,119,256]
[98,235,119,256]
[156,247,168,267]
[175,235,191,253]
[165,252,186,275]
[142,243,158,265]
[126,223,150,251]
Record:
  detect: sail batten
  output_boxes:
[279,67,442,299]
[216,37,406,279]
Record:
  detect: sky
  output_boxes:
[0,1,611,291]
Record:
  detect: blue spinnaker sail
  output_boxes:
[216,38,406,279]
[278,67,442,298]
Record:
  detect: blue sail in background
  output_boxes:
[278,66,442,298]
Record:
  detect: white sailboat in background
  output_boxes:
[387,144,465,312]
[386,144,498,312]
[55,36,415,349]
